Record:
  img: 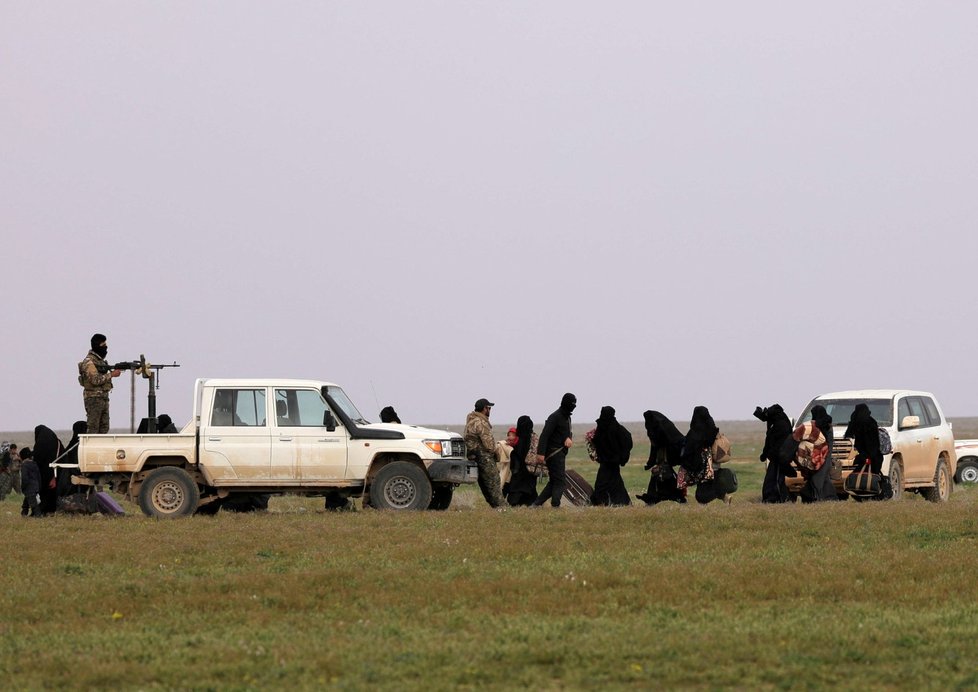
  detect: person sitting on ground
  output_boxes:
[754,404,794,503]
[590,406,632,506]
[379,406,401,424]
[844,403,891,500]
[637,411,686,505]
[19,447,41,517]
[57,421,88,497]
[506,416,539,507]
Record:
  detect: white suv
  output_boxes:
[793,390,956,502]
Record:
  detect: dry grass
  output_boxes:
[1,420,977,689]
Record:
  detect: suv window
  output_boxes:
[798,398,893,427]
[920,397,942,427]
[212,388,267,427]
[275,389,333,427]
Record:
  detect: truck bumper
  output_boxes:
[427,458,478,485]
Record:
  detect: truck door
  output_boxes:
[200,388,271,482]
[895,396,928,482]
[271,388,348,481]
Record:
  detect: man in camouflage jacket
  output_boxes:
[464,398,505,508]
[78,333,121,434]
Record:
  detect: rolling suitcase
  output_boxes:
[95,491,125,516]
[563,469,593,507]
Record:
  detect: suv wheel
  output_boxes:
[923,459,952,503]
[955,459,978,484]
[369,461,433,511]
[888,460,904,500]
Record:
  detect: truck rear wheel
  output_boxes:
[138,467,200,518]
[369,462,432,511]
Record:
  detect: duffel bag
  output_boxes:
[844,463,881,497]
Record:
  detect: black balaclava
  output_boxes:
[91,333,108,359]
[560,393,577,416]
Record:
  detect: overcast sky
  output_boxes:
[2,2,976,433]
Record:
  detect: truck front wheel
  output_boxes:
[138,467,200,518]
[369,462,432,511]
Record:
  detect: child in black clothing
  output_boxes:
[19,447,41,517]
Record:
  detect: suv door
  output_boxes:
[200,387,271,483]
[270,387,348,482]
[897,396,934,482]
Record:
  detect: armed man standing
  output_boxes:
[464,398,506,509]
[78,333,121,434]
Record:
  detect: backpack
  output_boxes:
[878,427,893,455]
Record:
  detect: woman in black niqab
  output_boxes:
[844,403,883,474]
[506,415,538,507]
[590,406,632,506]
[681,406,718,473]
[637,411,685,505]
[755,404,793,503]
[803,405,839,502]
[32,425,64,514]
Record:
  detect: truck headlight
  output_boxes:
[423,440,454,457]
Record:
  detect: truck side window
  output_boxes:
[916,397,941,428]
[212,388,267,427]
[275,389,333,427]
[897,398,912,427]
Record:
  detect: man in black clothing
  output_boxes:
[533,393,576,508]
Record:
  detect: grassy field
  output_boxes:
[2,421,978,689]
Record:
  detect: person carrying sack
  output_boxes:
[843,403,892,500]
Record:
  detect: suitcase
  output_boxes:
[95,491,126,516]
[563,469,594,507]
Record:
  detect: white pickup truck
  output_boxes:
[954,440,978,483]
[73,379,476,516]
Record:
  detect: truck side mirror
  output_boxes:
[324,410,337,432]
[900,415,920,430]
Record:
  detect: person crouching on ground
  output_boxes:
[533,393,576,508]
[590,406,632,506]
[464,398,506,508]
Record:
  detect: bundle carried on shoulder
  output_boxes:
[792,422,827,471]
[711,432,732,465]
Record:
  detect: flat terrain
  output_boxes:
[2,420,977,689]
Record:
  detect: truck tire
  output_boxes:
[955,458,978,484]
[369,462,432,511]
[923,459,952,503]
[429,484,454,510]
[138,467,200,518]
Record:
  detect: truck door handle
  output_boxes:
[208,437,222,442]
[279,437,293,442]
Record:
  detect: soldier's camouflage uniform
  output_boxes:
[79,350,114,434]
[464,410,505,508]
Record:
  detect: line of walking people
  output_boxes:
[461,393,737,509]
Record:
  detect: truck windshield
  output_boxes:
[797,398,893,427]
[325,387,369,424]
